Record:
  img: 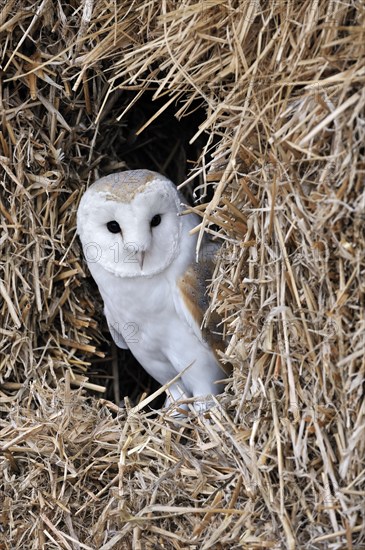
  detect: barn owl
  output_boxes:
[77,169,227,410]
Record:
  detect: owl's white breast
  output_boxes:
[87,211,199,369]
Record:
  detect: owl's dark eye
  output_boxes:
[106,220,121,234]
[150,214,161,228]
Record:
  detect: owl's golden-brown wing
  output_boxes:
[174,247,229,374]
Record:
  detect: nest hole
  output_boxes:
[84,90,218,408]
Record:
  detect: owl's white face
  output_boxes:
[77,170,183,278]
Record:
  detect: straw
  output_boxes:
[0,0,364,548]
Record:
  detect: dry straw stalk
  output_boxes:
[0,0,364,548]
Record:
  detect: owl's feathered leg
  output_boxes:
[163,382,190,417]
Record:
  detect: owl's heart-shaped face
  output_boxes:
[77,170,183,278]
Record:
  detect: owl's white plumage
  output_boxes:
[77,170,226,405]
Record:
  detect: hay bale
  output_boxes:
[1,1,364,548]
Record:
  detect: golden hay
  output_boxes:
[1,0,364,548]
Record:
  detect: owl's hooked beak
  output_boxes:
[136,250,145,270]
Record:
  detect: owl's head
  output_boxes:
[77,170,191,278]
